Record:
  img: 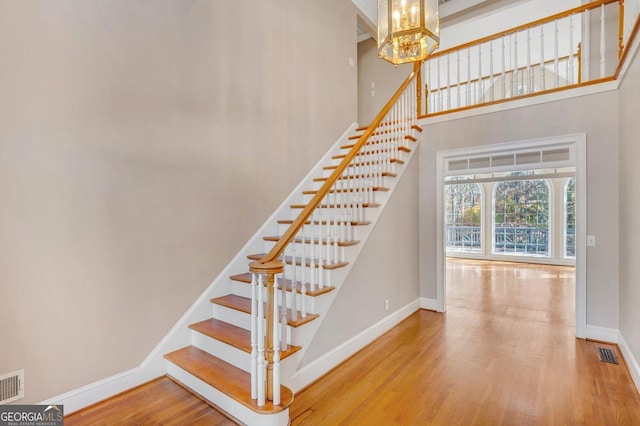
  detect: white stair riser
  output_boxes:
[191,330,251,372]
[166,363,289,426]
[213,304,251,330]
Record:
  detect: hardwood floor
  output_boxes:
[65,377,238,425]
[66,259,640,425]
[290,259,640,425]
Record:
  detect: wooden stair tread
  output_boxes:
[189,319,301,359]
[164,346,293,414]
[230,273,336,297]
[211,295,320,327]
[277,219,371,226]
[262,236,360,247]
[247,253,349,270]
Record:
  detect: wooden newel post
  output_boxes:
[249,260,284,404]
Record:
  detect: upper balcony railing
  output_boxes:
[421,0,640,116]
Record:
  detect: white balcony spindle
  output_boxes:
[600,4,606,78]
[526,28,532,93]
[446,54,451,110]
[478,45,483,102]
[540,25,546,91]
[456,50,461,108]
[568,14,575,84]
[501,36,506,98]
[513,32,519,96]
[467,47,472,105]
[489,41,495,102]
[554,20,560,88]
[437,56,442,112]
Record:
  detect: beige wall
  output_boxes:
[419,90,620,329]
[0,0,357,403]
[618,47,640,366]
[357,38,410,125]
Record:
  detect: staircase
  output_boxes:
[160,67,422,425]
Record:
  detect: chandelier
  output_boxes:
[378,0,440,65]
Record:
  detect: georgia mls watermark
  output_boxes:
[0,405,63,426]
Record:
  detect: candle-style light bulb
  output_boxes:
[393,10,401,30]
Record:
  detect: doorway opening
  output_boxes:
[435,134,586,338]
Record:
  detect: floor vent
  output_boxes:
[0,369,24,405]
[598,347,619,364]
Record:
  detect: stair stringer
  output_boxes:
[271,131,423,392]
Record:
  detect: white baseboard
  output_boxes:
[618,332,640,396]
[39,367,161,415]
[288,299,420,392]
[586,324,618,343]
[420,297,438,311]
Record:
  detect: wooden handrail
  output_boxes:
[250,62,420,270]
[427,0,619,61]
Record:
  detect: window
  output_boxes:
[493,178,550,256]
[565,178,576,258]
[445,183,482,252]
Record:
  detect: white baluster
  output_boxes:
[309,220,316,292]
[456,50,461,108]
[300,226,306,287]
[317,207,325,289]
[300,274,307,318]
[279,257,287,352]
[272,280,281,406]
[257,274,265,407]
[290,241,297,321]
[250,272,258,400]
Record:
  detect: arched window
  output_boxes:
[493,179,550,256]
[445,183,482,252]
[565,178,576,258]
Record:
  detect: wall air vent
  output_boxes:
[0,369,24,405]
